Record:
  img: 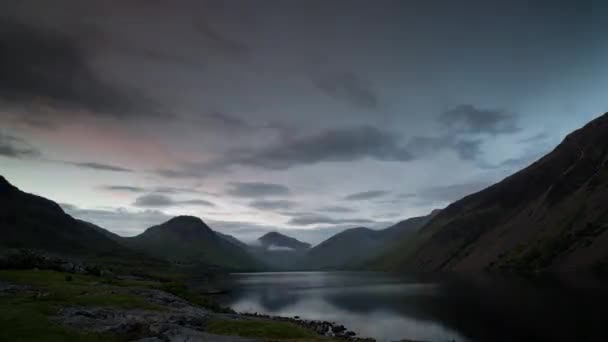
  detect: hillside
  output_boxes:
[306,211,438,269]
[0,176,132,258]
[126,216,260,270]
[375,112,608,273]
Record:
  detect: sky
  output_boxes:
[1,0,607,244]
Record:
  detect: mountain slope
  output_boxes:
[0,176,131,257]
[126,216,259,270]
[216,232,249,249]
[306,211,438,269]
[258,232,311,251]
[376,112,608,273]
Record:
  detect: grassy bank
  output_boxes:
[0,269,333,342]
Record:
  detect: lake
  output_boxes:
[216,271,608,342]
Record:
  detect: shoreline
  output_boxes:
[239,312,375,341]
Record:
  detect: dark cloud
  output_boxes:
[193,18,251,62]
[440,105,520,135]
[133,194,214,208]
[67,162,134,173]
[0,133,40,158]
[314,72,379,109]
[102,184,207,195]
[226,182,290,197]
[287,213,375,226]
[249,200,296,210]
[228,126,412,170]
[179,199,216,206]
[0,18,144,117]
[317,206,356,213]
[153,168,195,179]
[133,194,174,207]
[518,132,549,144]
[453,139,483,161]
[406,135,483,162]
[101,185,146,193]
[344,190,389,201]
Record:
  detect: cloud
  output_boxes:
[226,126,412,170]
[226,182,290,197]
[415,182,491,204]
[0,133,41,158]
[317,206,356,213]
[267,245,295,252]
[193,18,250,62]
[133,194,214,208]
[60,203,172,236]
[406,135,483,162]
[518,132,549,144]
[287,213,375,226]
[439,105,520,135]
[344,190,389,201]
[101,184,206,195]
[0,18,144,117]
[66,161,134,173]
[249,200,296,210]
[314,72,379,109]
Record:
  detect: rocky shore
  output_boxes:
[241,312,375,341]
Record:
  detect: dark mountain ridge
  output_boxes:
[0,176,131,257]
[375,112,608,273]
[126,216,259,270]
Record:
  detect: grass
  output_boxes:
[156,281,235,313]
[0,298,120,342]
[207,319,324,340]
[0,269,330,342]
[0,269,164,342]
[0,269,161,310]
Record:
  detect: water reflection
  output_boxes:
[216,272,608,342]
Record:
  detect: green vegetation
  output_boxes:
[0,269,163,310]
[0,269,330,342]
[156,281,235,313]
[0,270,155,342]
[0,299,118,342]
[207,319,322,340]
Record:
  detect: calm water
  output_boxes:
[215,271,608,342]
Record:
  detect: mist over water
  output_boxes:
[216,272,608,342]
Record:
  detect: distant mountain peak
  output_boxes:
[166,215,205,225]
[146,215,215,239]
[258,232,311,251]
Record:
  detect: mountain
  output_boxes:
[306,211,438,269]
[216,232,249,249]
[126,216,259,270]
[258,232,311,251]
[244,232,311,270]
[0,176,131,257]
[375,112,608,273]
